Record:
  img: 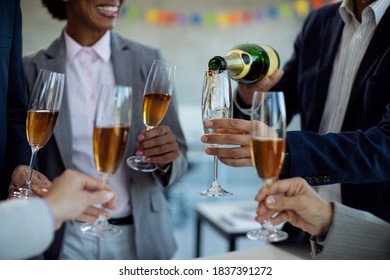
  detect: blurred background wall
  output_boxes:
[21,0,308,105]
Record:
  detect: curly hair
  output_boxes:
[41,0,67,20]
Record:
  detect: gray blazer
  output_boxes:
[23,31,188,259]
[317,202,390,260]
[0,198,53,260]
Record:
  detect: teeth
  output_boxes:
[97,6,118,13]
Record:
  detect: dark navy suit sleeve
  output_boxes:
[286,107,390,185]
[0,0,30,200]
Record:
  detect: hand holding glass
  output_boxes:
[9,69,64,199]
[200,70,233,196]
[246,91,288,242]
[80,85,132,238]
[127,59,175,172]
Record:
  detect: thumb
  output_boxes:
[87,190,114,205]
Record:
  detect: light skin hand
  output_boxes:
[74,179,117,223]
[10,165,52,197]
[200,118,252,167]
[237,69,284,107]
[44,170,116,229]
[74,205,113,223]
[135,125,179,168]
[255,177,333,236]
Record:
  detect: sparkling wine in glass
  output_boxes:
[80,85,132,238]
[127,59,175,172]
[200,70,233,196]
[246,91,288,242]
[9,69,64,199]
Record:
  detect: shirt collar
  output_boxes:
[65,30,111,63]
[339,0,390,25]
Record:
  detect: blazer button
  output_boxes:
[316,176,323,184]
[323,176,331,183]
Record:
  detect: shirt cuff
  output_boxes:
[309,235,323,258]
[156,163,172,174]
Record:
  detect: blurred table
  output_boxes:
[197,244,305,260]
[195,200,260,258]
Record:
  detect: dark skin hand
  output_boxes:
[135,125,180,169]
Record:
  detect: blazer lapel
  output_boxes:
[310,13,344,130]
[42,34,74,169]
[110,32,143,157]
[347,6,390,110]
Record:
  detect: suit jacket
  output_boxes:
[317,202,390,260]
[23,31,188,259]
[236,3,390,222]
[0,0,30,200]
[0,198,54,260]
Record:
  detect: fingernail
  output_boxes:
[266,196,276,205]
[137,134,145,141]
[135,151,143,156]
[206,120,213,127]
[102,191,114,200]
[205,147,211,154]
[201,135,207,142]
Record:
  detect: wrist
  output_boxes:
[319,202,334,236]
[236,90,252,108]
[42,198,58,230]
[234,92,252,116]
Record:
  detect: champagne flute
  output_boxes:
[200,70,233,196]
[80,85,132,238]
[127,59,176,172]
[246,91,288,241]
[9,69,64,199]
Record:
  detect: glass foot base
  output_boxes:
[80,222,122,238]
[8,186,36,199]
[200,181,233,197]
[127,156,157,172]
[246,228,288,242]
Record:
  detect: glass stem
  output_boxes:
[263,182,278,232]
[213,156,219,182]
[140,125,154,162]
[99,175,110,218]
[26,147,39,190]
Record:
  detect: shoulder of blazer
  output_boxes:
[110,31,162,78]
[307,2,341,21]
[110,31,160,56]
[23,33,65,64]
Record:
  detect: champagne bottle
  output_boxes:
[208,43,280,84]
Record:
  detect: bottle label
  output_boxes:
[260,45,280,78]
[226,49,252,79]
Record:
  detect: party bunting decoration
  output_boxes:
[121,0,337,28]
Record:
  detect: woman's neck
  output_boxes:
[65,24,106,47]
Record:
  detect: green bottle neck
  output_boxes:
[208,53,244,77]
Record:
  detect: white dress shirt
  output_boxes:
[65,31,131,218]
[316,0,389,202]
